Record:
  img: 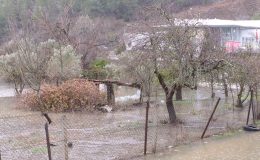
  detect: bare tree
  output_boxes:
[131,8,225,123]
[0,42,25,95]
[119,50,155,103]
[227,49,259,107]
[16,38,51,95]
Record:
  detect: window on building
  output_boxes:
[242,37,254,48]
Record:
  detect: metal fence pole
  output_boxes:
[62,116,69,160]
[45,123,52,160]
[201,98,221,139]
[144,101,150,155]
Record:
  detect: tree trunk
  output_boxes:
[107,84,115,105]
[222,78,228,97]
[166,93,177,123]
[210,76,215,98]
[175,86,182,101]
[256,87,260,119]
[236,84,246,108]
[139,87,143,103]
[14,78,25,96]
[236,96,243,108]
[154,69,177,123]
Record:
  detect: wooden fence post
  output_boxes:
[62,116,69,160]
[45,123,52,160]
[247,90,254,125]
[144,101,150,155]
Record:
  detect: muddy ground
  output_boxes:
[0,88,249,160]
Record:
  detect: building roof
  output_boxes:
[196,19,260,29]
[153,19,260,29]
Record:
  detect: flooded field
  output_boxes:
[143,131,260,160]
[0,81,253,159]
[0,80,16,98]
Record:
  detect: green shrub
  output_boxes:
[82,59,108,79]
[23,79,105,112]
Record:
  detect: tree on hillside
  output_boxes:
[35,1,121,70]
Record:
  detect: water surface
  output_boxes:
[144,132,260,160]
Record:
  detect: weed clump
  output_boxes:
[23,79,105,112]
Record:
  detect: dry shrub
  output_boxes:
[23,79,105,112]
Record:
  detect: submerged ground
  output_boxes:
[142,131,260,160]
[0,81,253,159]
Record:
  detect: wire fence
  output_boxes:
[145,98,249,156]
[0,97,251,160]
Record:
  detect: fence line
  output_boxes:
[0,98,250,160]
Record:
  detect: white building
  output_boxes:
[124,19,260,52]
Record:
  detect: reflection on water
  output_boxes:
[145,132,260,160]
[113,86,225,104]
[0,81,15,97]
[116,90,141,102]
[0,79,233,102]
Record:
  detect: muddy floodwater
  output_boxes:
[0,80,254,159]
[142,132,260,160]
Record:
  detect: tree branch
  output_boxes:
[88,79,141,89]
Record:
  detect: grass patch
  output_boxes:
[31,146,47,154]
[212,129,241,140]
[255,120,260,125]
[118,121,143,129]
[174,100,194,105]
[223,103,234,110]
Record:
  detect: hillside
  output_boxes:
[174,0,260,20]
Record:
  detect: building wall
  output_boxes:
[240,29,259,48]
[220,27,260,51]
[124,26,260,52]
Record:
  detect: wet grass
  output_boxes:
[174,100,194,106]
[222,103,234,110]
[211,129,242,140]
[255,120,260,125]
[31,146,47,154]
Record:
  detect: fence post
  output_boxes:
[144,101,150,155]
[62,115,69,160]
[201,98,221,139]
[251,90,256,124]
[45,123,52,160]
[247,91,253,125]
[152,104,159,154]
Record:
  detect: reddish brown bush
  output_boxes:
[23,79,105,112]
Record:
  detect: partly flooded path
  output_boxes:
[143,131,260,160]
